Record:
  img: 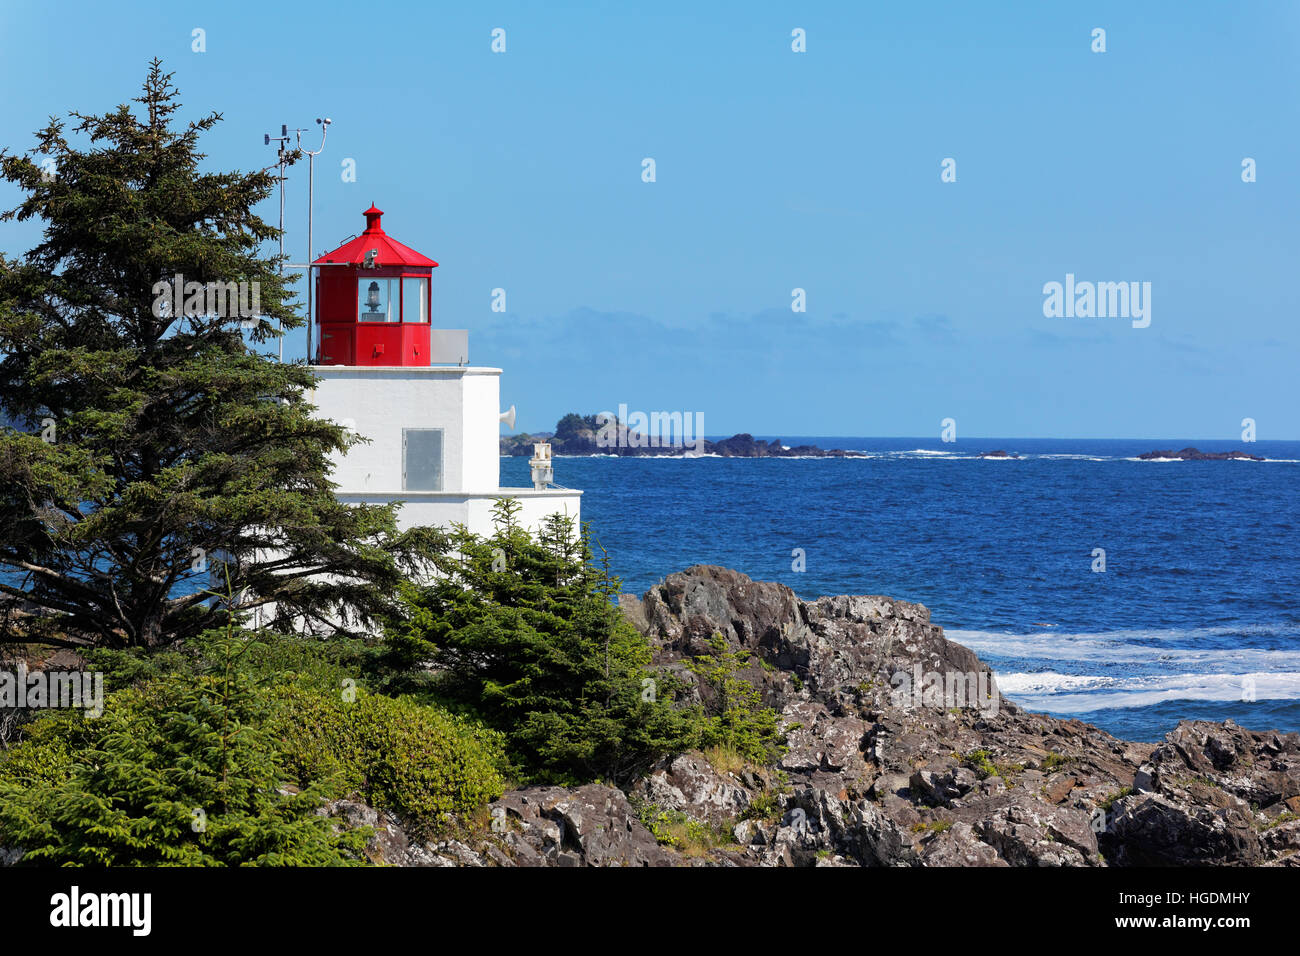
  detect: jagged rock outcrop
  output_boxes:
[331,566,1300,867]
[618,566,1299,867]
[327,785,681,867]
[488,785,677,867]
[1100,720,1300,865]
[635,752,753,826]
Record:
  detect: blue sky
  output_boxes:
[2,1,1297,439]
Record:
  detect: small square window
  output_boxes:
[359,278,398,322]
[403,428,443,491]
[402,277,429,323]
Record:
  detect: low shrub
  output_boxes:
[0,636,368,865]
[271,689,508,838]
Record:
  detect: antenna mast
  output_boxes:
[263,124,290,362]
[297,119,331,365]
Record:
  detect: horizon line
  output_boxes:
[509,431,1297,443]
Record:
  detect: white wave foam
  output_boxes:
[995,671,1117,694]
[995,671,1300,713]
[946,628,1300,670]
[525,451,1297,464]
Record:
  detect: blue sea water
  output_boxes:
[502,438,1300,743]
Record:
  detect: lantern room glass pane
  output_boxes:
[402,277,429,323]
[358,278,398,322]
[403,428,443,491]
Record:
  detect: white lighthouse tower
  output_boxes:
[305,205,580,537]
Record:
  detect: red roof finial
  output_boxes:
[314,205,437,268]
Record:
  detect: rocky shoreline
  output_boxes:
[343,567,1300,867]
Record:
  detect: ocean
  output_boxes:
[502,437,1300,743]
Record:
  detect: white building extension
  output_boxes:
[309,365,580,537]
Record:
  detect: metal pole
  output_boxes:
[298,118,330,366]
[264,124,291,362]
[277,140,286,362]
[307,149,314,363]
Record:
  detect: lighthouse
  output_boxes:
[305,206,580,538]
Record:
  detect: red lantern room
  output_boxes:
[313,205,438,366]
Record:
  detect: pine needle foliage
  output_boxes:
[385,498,700,786]
[0,60,444,650]
[0,600,369,865]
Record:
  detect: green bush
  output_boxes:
[686,633,785,765]
[0,627,509,862]
[272,689,508,838]
[0,633,369,866]
[635,802,731,855]
[384,499,700,785]
[86,629,369,699]
[0,708,82,788]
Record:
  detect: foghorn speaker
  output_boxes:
[499,405,517,430]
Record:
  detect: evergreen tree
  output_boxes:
[0,627,371,865]
[685,632,785,765]
[385,499,698,785]
[553,413,589,440]
[0,61,443,649]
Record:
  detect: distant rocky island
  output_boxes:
[1138,446,1264,461]
[500,413,866,458]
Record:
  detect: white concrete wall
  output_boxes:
[338,490,581,539]
[310,366,503,493]
[311,366,580,539]
[250,487,582,632]
[470,490,582,538]
[461,370,501,490]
